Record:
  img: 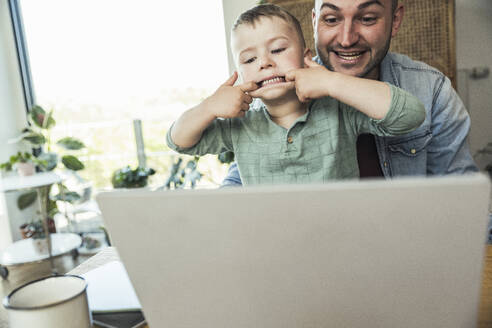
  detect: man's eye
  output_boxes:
[271,48,286,54]
[244,57,256,64]
[323,16,338,25]
[361,16,377,24]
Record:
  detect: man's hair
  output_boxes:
[314,0,399,13]
[391,0,398,13]
[232,4,306,48]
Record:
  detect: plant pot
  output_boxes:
[16,162,35,176]
[32,238,48,254]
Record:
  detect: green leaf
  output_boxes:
[56,137,85,150]
[30,105,55,129]
[62,155,85,171]
[43,109,56,129]
[23,132,46,146]
[37,152,58,171]
[30,105,46,128]
[53,191,81,204]
[17,191,37,210]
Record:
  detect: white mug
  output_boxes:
[3,275,91,328]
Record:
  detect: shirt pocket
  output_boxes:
[386,132,432,175]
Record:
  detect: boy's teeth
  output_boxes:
[261,76,285,87]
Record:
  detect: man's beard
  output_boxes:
[316,35,392,79]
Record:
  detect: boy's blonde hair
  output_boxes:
[232,4,306,48]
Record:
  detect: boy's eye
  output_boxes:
[244,57,256,64]
[271,48,286,54]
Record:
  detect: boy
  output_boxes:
[166,4,425,185]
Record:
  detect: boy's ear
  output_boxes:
[303,48,313,67]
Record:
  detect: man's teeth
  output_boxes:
[337,52,363,60]
[261,77,285,87]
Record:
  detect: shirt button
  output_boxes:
[384,162,388,167]
[287,136,293,144]
[410,148,416,154]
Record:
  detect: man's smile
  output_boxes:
[332,50,368,65]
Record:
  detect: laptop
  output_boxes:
[96,174,491,328]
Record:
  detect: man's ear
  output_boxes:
[304,48,313,62]
[391,4,404,37]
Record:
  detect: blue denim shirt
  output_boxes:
[222,52,478,186]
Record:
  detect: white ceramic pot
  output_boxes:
[3,275,91,328]
[16,162,35,176]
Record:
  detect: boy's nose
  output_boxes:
[259,55,274,69]
[338,20,359,48]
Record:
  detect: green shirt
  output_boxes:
[167,84,425,185]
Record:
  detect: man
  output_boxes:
[222,0,477,186]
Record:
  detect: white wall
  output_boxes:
[0,1,32,250]
[222,0,258,76]
[455,0,492,170]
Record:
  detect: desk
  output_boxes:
[68,246,492,328]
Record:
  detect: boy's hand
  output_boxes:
[204,72,258,118]
[285,57,334,102]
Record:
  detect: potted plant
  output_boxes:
[0,151,46,177]
[111,166,156,189]
[6,105,88,232]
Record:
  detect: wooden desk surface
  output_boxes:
[68,245,492,328]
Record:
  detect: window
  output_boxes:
[19,0,231,188]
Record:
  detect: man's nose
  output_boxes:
[338,20,359,48]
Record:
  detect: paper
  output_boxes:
[81,260,142,313]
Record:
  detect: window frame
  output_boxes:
[8,0,35,113]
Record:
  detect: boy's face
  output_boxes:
[232,17,307,101]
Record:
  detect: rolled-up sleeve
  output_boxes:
[353,83,426,136]
[166,118,234,156]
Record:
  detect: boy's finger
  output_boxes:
[304,57,321,68]
[248,89,261,98]
[222,71,238,86]
[241,103,250,111]
[243,94,253,104]
[238,81,258,93]
[285,69,297,82]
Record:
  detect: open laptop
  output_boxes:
[96,174,491,328]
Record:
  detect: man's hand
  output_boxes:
[285,57,334,102]
[203,72,258,118]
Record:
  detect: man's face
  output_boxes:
[312,0,402,79]
[232,17,307,101]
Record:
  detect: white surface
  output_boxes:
[97,174,491,328]
[0,0,31,252]
[81,260,141,313]
[0,172,63,192]
[0,233,82,266]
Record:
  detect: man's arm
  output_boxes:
[284,57,393,120]
[427,76,478,174]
